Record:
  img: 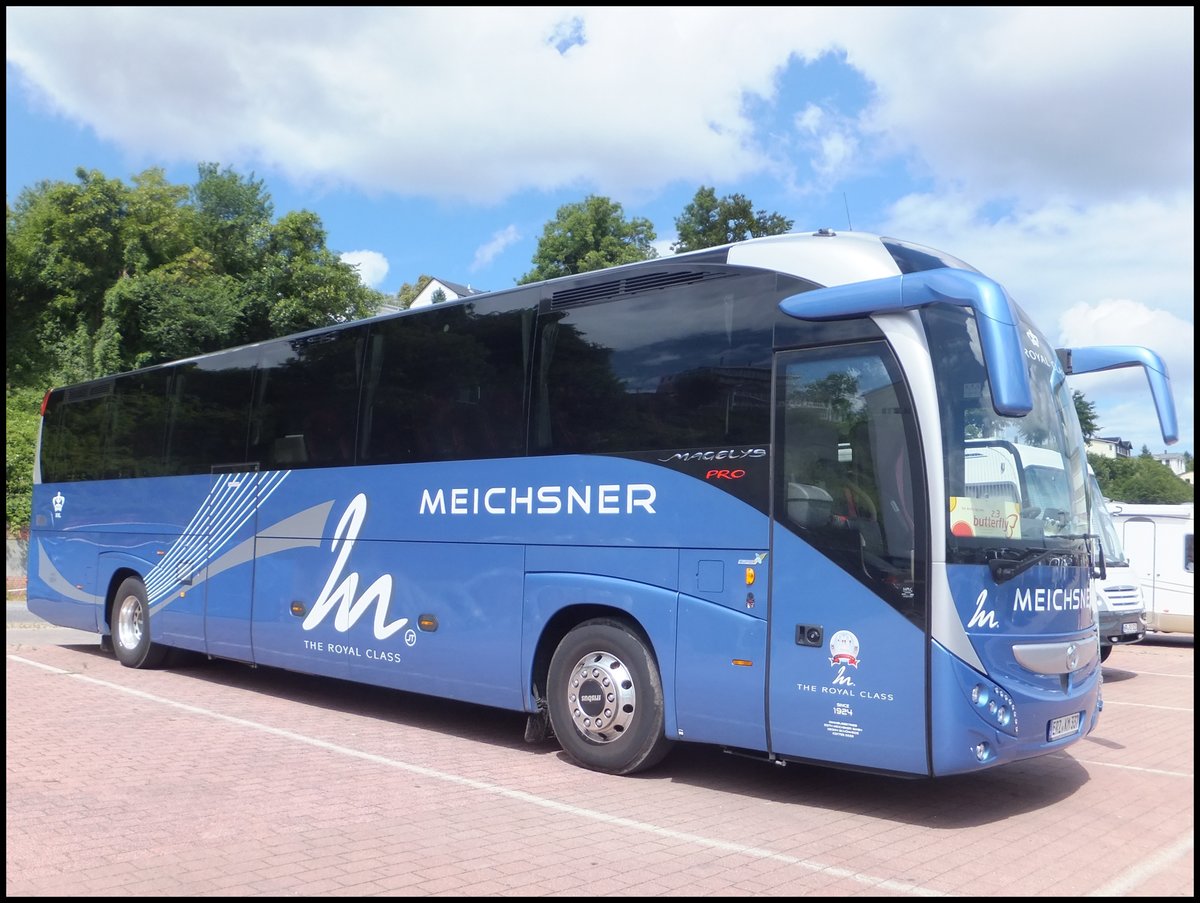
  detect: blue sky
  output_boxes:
[6,7,1194,459]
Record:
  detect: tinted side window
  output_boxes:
[107,369,171,478]
[165,349,257,475]
[40,380,115,482]
[253,329,366,469]
[533,273,777,454]
[361,300,534,464]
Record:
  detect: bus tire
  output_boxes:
[547,618,672,776]
[111,576,169,669]
[1099,644,1112,663]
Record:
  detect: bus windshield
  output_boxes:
[926,304,1089,562]
[1087,471,1130,566]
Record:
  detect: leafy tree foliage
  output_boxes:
[5,163,385,533]
[394,275,434,310]
[1089,453,1193,504]
[190,162,273,279]
[1072,390,1099,441]
[240,209,381,339]
[7,168,132,385]
[5,388,41,534]
[6,204,49,386]
[671,186,793,254]
[519,195,657,284]
[95,250,242,371]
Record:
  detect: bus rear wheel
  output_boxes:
[547,618,672,775]
[111,576,169,669]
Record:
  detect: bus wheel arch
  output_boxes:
[110,574,169,669]
[545,614,673,775]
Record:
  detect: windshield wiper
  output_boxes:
[987,539,1090,584]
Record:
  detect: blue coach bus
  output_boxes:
[27,229,1179,777]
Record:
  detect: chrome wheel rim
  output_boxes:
[564,650,637,743]
[116,594,145,651]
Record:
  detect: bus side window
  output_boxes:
[304,407,354,466]
[776,344,924,623]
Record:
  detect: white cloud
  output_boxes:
[6,7,1192,451]
[1056,299,1193,455]
[6,8,1189,208]
[793,103,860,186]
[340,250,388,289]
[878,191,1194,455]
[470,225,521,272]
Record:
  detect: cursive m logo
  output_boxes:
[967,589,1000,629]
[831,665,855,687]
[302,493,408,640]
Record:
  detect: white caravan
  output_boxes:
[1108,503,1194,635]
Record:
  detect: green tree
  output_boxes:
[6,203,50,387]
[238,209,383,340]
[394,275,434,310]
[519,195,657,284]
[5,163,388,535]
[190,162,273,278]
[6,168,132,385]
[1089,452,1193,504]
[94,249,243,370]
[1072,391,1099,441]
[671,186,793,254]
[5,388,41,535]
[123,168,197,276]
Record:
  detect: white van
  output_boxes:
[1086,471,1148,661]
[1108,503,1194,636]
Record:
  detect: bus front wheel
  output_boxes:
[547,618,672,775]
[111,576,169,669]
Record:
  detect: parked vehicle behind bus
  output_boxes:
[27,229,1180,779]
[1109,503,1194,636]
[1085,469,1147,661]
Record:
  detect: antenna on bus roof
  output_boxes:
[843,193,853,231]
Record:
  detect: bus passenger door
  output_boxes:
[767,345,930,776]
[202,466,261,662]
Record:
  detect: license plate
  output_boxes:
[1048,712,1081,742]
[1122,622,1140,635]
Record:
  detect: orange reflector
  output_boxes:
[745,568,755,585]
[731,659,754,667]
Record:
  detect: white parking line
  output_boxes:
[1064,757,1193,779]
[1087,833,1194,897]
[1102,700,1194,712]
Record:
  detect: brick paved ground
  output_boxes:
[6,616,1193,897]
